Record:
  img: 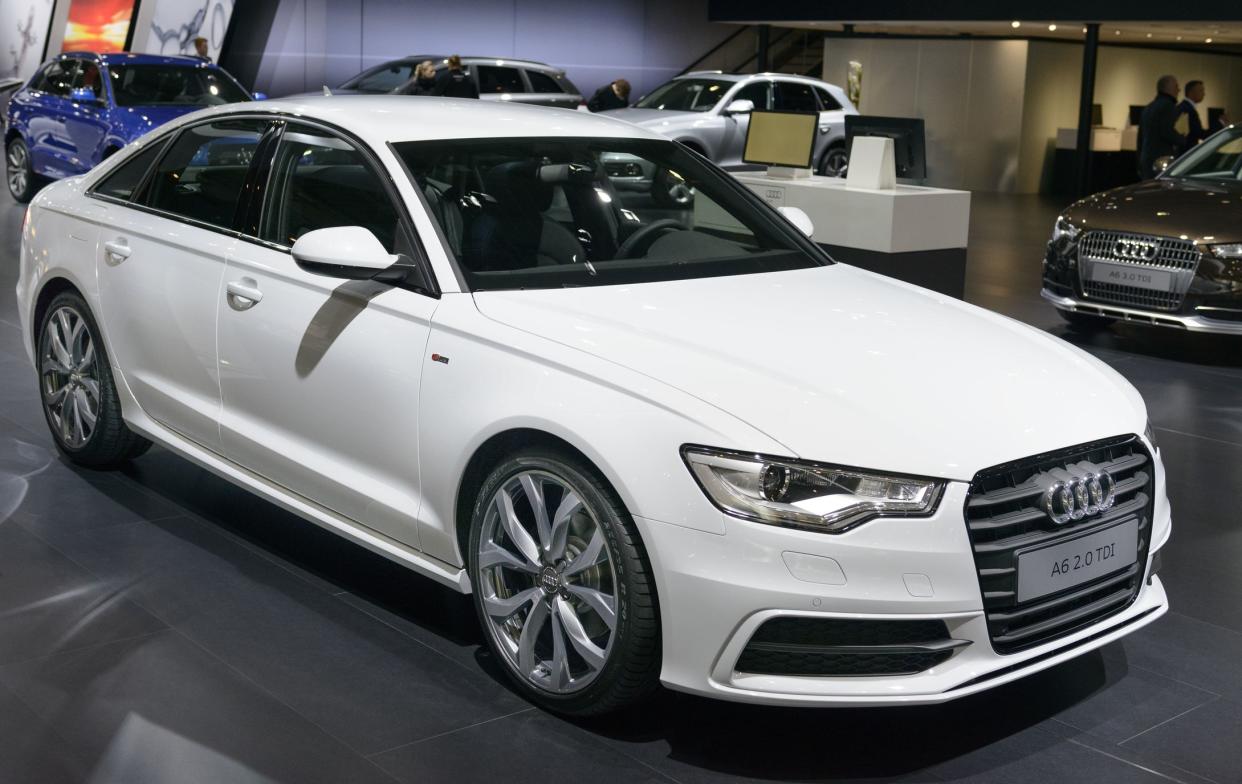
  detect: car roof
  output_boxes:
[174,94,663,145]
[676,71,840,88]
[401,55,561,70]
[60,51,218,68]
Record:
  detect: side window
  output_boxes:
[261,124,401,252]
[144,119,267,229]
[477,66,525,94]
[72,61,103,98]
[526,70,563,94]
[39,61,76,97]
[354,62,415,93]
[814,86,842,111]
[93,139,167,200]
[731,81,771,111]
[773,81,818,113]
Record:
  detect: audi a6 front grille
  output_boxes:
[964,435,1153,655]
[1077,230,1201,311]
[735,618,968,677]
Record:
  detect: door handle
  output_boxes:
[226,280,264,310]
[103,240,130,261]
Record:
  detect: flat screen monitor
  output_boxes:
[844,115,927,180]
[1209,107,1227,130]
[1092,103,1104,126]
[1129,105,1145,126]
[742,110,817,169]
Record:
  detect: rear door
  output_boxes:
[523,68,579,110]
[476,64,528,104]
[773,80,831,166]
[217,121,438,547]
[94,118,271,452]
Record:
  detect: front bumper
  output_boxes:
[637,476,1171,707]
[1041,289,1242,335]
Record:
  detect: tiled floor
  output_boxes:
[2,186,1240,783]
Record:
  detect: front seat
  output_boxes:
[464,161,583,271]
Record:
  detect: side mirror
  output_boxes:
[291,226,398,279]
[778,206,814,238]
[723,99,754,115]
[1153,155,1176,175]
[70,86,99,104]
[252,91,268,101]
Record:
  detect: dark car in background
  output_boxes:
[336,55,582,110]
[1042,124,1242,335]
[5,52,256,202]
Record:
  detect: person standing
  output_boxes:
[1138,74,1184,179]
[587,79,631,112]
[408,61,438,96]
[192,36,210,62]
[1178,80,1230,151]
[432,55,479,99]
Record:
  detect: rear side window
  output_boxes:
[261,124,401,252]
[143,119,267,229]
[93,140,167,201]
[477,66,525,94]
[815,86,842,111]
[773,81,819,113]
[526,70,564,94]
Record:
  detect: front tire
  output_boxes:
[468,448,660,716]
[7,137,36,202]
[37,292,151,467]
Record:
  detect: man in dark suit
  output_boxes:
[432,55,479,99]
[1178,80,1208,150]
[1138,75,1184,179]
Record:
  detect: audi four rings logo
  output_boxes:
[1040,465,1117,525]
[1113,239,1159,261]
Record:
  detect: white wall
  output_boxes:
[822,38,1029,192]
[135,0,236,62]
[0,0,56,80]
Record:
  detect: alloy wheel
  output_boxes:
[821,147,849,177]
[7,143,29,197]
[40,306,101,449]
[477,470,619,694]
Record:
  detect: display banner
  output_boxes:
[0,0,56,79]
[143,0,234,61]
[60,0,137,52]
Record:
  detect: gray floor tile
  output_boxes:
[0,679,86,783]
[1120,697,1242,783]
[0,631,397,784]
[0,522,166,665]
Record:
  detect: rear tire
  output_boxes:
[1058,308,1116,332]
[7,137,36,203]
[37,292,152,467]
[817,143,848,177]
[468,447,660,716]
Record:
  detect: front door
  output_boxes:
[717,80,771,166]
[95,117,270,452]
[217,122,438,547]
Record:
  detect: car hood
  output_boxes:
[601,107,708,131]
[472,265,1146,481]
[1064,177,1242,243]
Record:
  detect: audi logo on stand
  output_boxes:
[1112,238,1159,262]
[1039,466,1116,525]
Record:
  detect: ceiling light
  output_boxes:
[1115,30,1121,35]
[1147,33,1153,38]
[1011,20,1021,29]
[1048,24,1057,31]
[1206,38,1213,43]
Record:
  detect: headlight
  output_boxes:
[1144,420,1160,452]
[1051,215,1080,244]
[681,446,945,534]
[1209,243,1242,260]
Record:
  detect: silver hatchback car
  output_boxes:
[603,71,858,176]
[336,55,582,110]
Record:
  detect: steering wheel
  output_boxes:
[615,219,684,259]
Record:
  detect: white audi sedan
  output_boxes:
[15,96,1169,715]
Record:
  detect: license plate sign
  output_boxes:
[1016,519,1139,602]
[1089,262,1173,292]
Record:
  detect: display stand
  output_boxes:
[731,137,971,298]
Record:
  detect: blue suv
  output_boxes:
[5,52,257,202]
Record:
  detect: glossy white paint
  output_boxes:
[15,96,1170,707]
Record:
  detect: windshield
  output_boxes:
[108,65,251,107]
[634,79,731,112]
[1165,126,1242,181]
[394,137,827,292]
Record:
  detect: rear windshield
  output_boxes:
[634,79,731,112]
[394,136,827,292]
[108,65,251,107]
